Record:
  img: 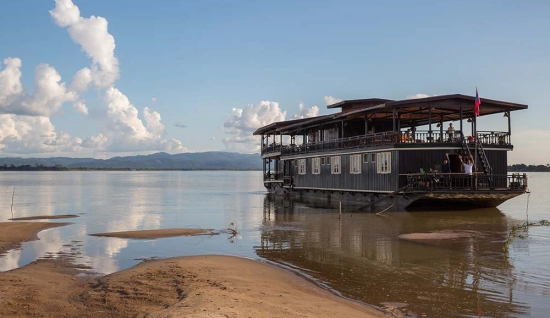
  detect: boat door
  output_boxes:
[283,160,294,187]
[447,153,463,173]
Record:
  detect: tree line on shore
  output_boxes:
[508,164,550,172]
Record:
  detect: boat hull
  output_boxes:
[264,182,525,210]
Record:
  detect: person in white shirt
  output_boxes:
[458,154,474,175]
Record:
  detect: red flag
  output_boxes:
[474,88,481,116]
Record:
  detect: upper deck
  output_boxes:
[254,94,527,158]
[260,130,511,158]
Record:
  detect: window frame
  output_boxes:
[376,152,391,174]
[350,154,362,174]
[312,157,321,175]
[298,158,307,175]
[330,156,341,174]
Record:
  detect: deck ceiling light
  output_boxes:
[436,123,441,128]
[504,111,510,118]
[467,118,473,122]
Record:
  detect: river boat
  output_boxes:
[253,94,528,209]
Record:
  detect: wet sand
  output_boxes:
[0,222,388,318]
[398,230,476,240]
[9,214,79,220]
[0,222,71,254]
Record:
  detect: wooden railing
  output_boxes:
[260,130,512,156]
[406,173,527,191]
[264,171,284,182]
[476,131,510,145]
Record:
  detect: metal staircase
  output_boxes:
[475,142,492,175]
[459,132,474,161]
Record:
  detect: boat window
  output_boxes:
[298,159,307,175]
[371,153,376,163]
[331,156,341,174]
[312,158,321,175]
[363,153,369,163]
[350,154,362,174]
[376,152,391,174]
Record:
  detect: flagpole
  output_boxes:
[473,89,479,190]
[474,113,477,189]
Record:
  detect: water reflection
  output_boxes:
[257,195,533,318]
[0,171,266,274]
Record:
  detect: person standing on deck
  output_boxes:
[442,153,451,173]
[458,154,474,175]
[442,153,452,187]
[447,123,455,142]
[458,154,474,188]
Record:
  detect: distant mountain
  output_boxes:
[0,152,262,170]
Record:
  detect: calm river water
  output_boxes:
[0,171,548,317]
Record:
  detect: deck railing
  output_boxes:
[405,173,527,191]
[260,130,512,157]
[264,171,284,182]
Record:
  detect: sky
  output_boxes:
[0,0,549,164]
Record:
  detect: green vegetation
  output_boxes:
[504,220,550,252]
[508,164,550,172]
[0,164,68,171]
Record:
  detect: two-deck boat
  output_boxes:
[253,94,528,209]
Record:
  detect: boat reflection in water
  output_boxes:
[256,195,533,318]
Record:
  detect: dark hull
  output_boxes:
[265,182,525,210]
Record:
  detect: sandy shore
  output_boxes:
[0,222,388,318]
[9,215,79,221]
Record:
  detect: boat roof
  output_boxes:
[253,94,527,135]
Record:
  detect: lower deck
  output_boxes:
[264,173,528,209]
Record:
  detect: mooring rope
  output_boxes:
[526,190,531,225]
[376,203,395,215]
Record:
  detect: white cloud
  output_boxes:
[72,100,88,115]
[81,133,108,149]
[0,58,24,107]
[50,0,119,88]
[151,97,157,103]
[0,0,190,158]
[222,101,286,153]
[99,87,189,153]
[0,114,82,155]
[69,67,92,92]
[0,60,77,116]
[222,101,320,152]
[407,93,430,99]
[324,95,342,106]
[224,101,286,133]
[292,102,319,119]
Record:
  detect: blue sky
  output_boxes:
[0,0,548,163]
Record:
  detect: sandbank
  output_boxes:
[89,228,216,239]
[0,222,388,317]
[398,230,475,240]
[9,214,79,220]
[0,221,71,254]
